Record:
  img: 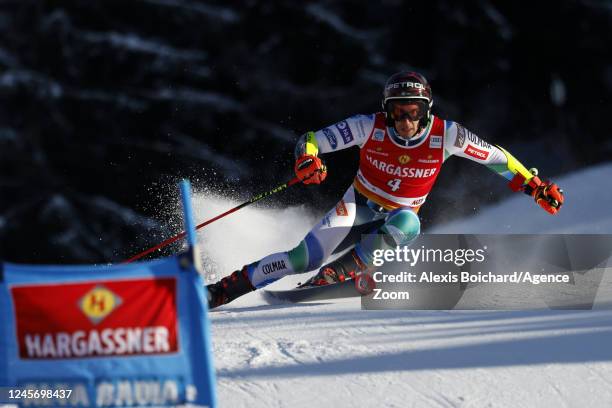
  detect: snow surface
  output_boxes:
[193,163,612,408]
[430,162,612,234]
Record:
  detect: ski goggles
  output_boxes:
[388,99,429,122]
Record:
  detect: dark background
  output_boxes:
[1,0,610,263]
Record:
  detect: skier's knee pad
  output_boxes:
[287,232,325,273]
[382,209,421,246]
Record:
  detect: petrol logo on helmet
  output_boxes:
[386,82,425,90]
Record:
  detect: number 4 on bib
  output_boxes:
[387,178,401,192]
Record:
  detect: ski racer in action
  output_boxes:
[206,71,564,308]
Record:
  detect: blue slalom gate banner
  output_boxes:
[0,180,217,407]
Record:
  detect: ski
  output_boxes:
[264,279,361,303]
[264,273,376,303]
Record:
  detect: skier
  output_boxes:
[206,71,564,308]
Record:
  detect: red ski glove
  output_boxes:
[508,171,564,215]
[295,154,327,185]
[530,179,564,215]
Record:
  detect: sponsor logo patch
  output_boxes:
[429,135,442,149]
[335,120,354,144]
[418,158,440,164]
[322,128,337,149]
[11,278,178,359]
[366,148,388,157]
[464,144,490,160]
[357,119,367,139]
[411,197,426,206]
[466,129,490,149]
[455,124,466,148]
[373,129,384,141]
[261,260,288,275]
[398,155,411,164]
[335,200,348,216]
[78,285,122,325]
[322,214,332,227]
[366,155,437,178]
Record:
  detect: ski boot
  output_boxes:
[300,249,366,287]
[206,266,255,309]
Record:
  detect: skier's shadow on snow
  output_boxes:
[216,307,612,377]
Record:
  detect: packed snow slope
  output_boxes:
[193,162,612,408]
